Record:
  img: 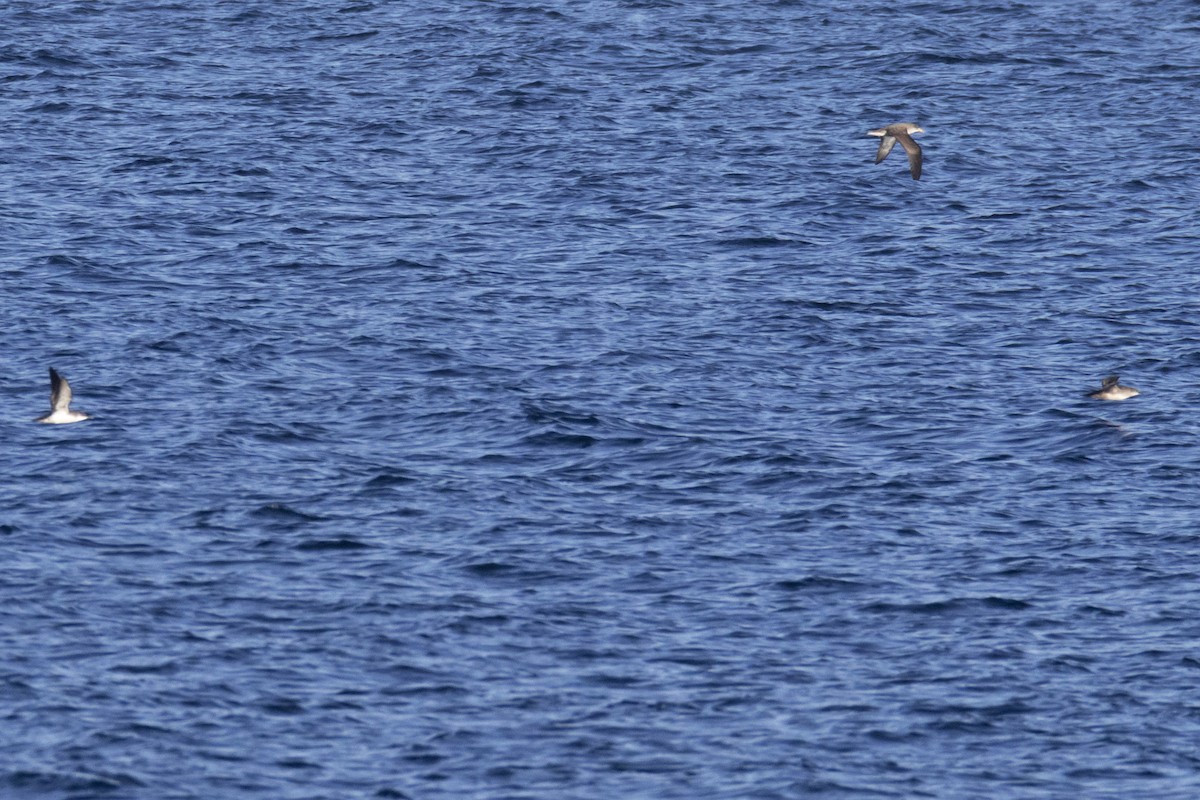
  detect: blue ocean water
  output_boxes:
[4,1,1200,797]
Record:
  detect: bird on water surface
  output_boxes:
[867,122,924,180]
[35,367,90,424]
[1088,375,1139,401]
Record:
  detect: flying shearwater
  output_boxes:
[867,122,924,180]
[36,367,90,424]
[1088,375,1139,401]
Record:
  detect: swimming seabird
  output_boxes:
[1088,375,1139,401]
[867,122,924,180]
[36,367,90,424]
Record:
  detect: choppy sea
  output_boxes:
[5,1,1200,798]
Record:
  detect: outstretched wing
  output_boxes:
[874,134,897,164]
[894,131,922,180]
[49,367,72,412]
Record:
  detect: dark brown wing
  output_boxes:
[894,131,922,180]
[48,367,72,411]
[874,135,897,164]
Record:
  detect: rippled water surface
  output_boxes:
[5,1,1200,798]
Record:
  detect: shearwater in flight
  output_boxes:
[36,367,90,424]
[867,122,924,180]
